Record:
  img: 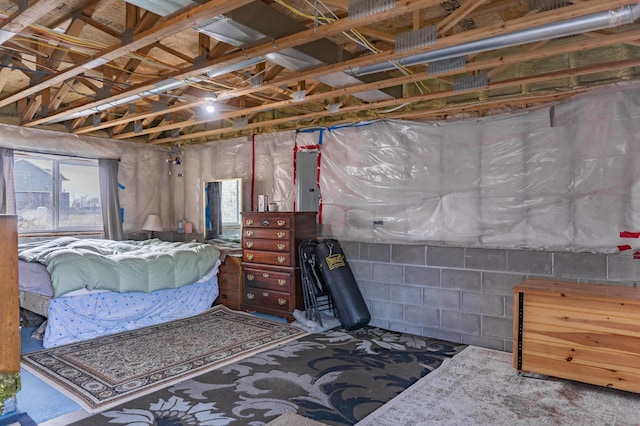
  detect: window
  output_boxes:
[14,152,103,233]
[220,179,241,226]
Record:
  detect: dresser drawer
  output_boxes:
[243,287,291,311]
[243,228,290,240]
[244,239,290,252]
[244,250,292,266]
[244,266,292,291]
[218,271,239,290]
[217,288,240,310]
[243,216,291,229]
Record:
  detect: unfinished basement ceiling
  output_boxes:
[0,0,639,145]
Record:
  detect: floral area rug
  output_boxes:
[21,306,307,413]
[70,327,464,425]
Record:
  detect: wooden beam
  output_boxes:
[0,0,257,108]
[0,0,67,43]
[75,28,640,136]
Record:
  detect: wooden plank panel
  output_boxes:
[514,279,640,303]
[520,354,640,393]
[523,306,640,337]
[0,215,19,373]
[522,292,640,319]
[523,340,640,374]
[522,328,640,355]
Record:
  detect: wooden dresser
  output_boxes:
[0,215,20,411]
[241,211,316,320]
[216,254,242,310]
[513,278,640,394]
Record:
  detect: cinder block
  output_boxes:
[405,265,441,286]
[405,305,440,326]
[482,315,513,340]
[358,279,388,301]
[369,318,389,329]
[421,327,462,344]
[442,269,482,291]
[392,245,427,265]
[461,334,506,351]
[361,243,391,262]
[389,284,423,305]
[350,260,372,280]
[505,295,514,319]
[554,252,607,279]
[423,288,460,310]
[465,248,506,271]
[482,272,526,296]
[607,254,640,281]
[341,241,360,260]
[507,250,552,275]
[372,263,404,283]
[388,322,423,336]
[371,300,405,322]
[461,293,504,316]
[504,340,513,353]
[427,246,465,267]
[441,310,481,335]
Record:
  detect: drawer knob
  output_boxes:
[246,230,254,237]
[247,274,254,281]
[278,298,286,306]
[245,219,254,226]
[277,256,285,263]
[247,253,254,260]
[262,220,270,226]
[277,243,285,251]
[247,293,255,300]
[278,279,286,286]
[246,242,254,248]
[276,232,285,239]
[222,277,228,283]
[277,220,286,227]
[263,272,270,278]
[262,291,269,297]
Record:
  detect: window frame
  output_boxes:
[14,151,103,235]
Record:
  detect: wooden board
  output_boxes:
[0,215,20,374]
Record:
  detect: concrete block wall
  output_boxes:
[341,242,640,353]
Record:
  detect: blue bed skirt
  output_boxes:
[43,264,220,348]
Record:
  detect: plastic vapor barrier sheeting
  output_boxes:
[181,132,297,235]
[316,82,640,252]
[0,123,171,235]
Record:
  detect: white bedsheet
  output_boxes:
[42,261,220,348]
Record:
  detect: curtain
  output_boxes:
[99,159,123,240]
[206,181,223,239]
[0,148,16,215]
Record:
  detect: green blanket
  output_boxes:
[18,237,221,297]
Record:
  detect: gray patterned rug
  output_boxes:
[69,327,464,425]
[21,306,307,413]
[357,345,640,425]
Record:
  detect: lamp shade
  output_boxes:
[142,214,163,232]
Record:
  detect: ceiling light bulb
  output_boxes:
[206,104,216,113]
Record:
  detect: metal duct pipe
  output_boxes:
[349,3,640,77]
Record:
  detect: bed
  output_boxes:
[17,237,221,348]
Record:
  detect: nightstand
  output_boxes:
[216,254,242,310]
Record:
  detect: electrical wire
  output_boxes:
[274,0,431,95]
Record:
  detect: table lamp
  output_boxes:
[142,214,163,239]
